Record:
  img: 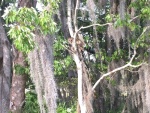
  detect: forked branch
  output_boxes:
[73,22,149,91]
[92,49,145,91]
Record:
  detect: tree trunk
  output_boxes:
[0,14,12,113]
[9,0,34,112]
[9,51,27,113]
[59,0,70,38]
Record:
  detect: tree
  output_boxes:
[2,0,59,113]
[1,0,150,113]
[9,1,36,112]
[58,0,150,113]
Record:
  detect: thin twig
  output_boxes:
[74,23,112,39]
[129,15,139,22]
[135,25,150,46]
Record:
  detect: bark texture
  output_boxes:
[9,51,27,113]
[0,14,11,113]
[9,0,34,112]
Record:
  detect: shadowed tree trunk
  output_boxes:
[0,13,12,113]
[59,0,70,38]
[9,51,27,113]
[8,0,57,112]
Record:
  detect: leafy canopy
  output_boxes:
[2,0,60,53]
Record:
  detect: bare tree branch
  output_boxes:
[92,50,145,91]
[129,15,139,22]
[68,7,149,112]
[74,0,80,33]
[71,21,149,92]
[67,0,74,37]
[74,23,112,39]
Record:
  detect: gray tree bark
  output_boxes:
[0,14,12,113]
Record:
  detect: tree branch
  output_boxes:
[74,0,79,33]
[92,50,144,91]
[67,0,74,37]
[135,25,150,46]
[74,23,112,40]
[71,21,149,91]
[129,15,139,22]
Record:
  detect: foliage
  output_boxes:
[1,0,150,112]
[54,36,75,76]
[54,55,74,76]
[43,0,60,9]
[129,0,150,19]
[2,1,59,53]
[22,91,40,113]
[14,64,29,75]
[57,102,76,113]
[106,102,125,113]
[2,1,60,113]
